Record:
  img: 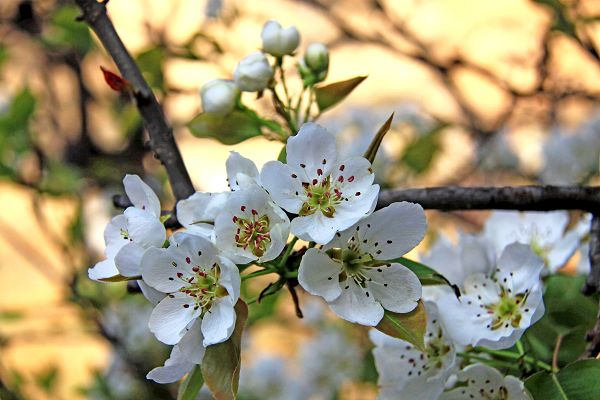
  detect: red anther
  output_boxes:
[185,257,191,264]
[338,176,344,183]
[192,266,200,272]
[317,168,323,176]
[312,179,318,185]
[235,234,240,242]
[252,209,258,216]
[201,288,208,294]
[241,205,246,212]
[188,277,194,283]
[232,216,238,223]
[348,176,355,182]
[339,165,345,171]
[199,271,206,277]
[307,192,313,197]
[176,272,183,278]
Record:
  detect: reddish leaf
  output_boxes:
[100,66,130,93]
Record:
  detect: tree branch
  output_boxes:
[377,186,600,212]
[74,0,194,201]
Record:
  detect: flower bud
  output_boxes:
[261,20,300,57]
[200,79,240,116]
[304,43,329,73]
[233,52,274,92]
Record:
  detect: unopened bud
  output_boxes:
[233,52,274,92]
[304,43,329,73]
[261,20,300,57]
[200,79,240,116]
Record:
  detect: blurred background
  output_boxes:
[0,0,599,398]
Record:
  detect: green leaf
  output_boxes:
[364,113,394,164]
[136,47,166,90]
[98,274,141,283]
[375,300,426,351]
[392,257,454,287]
[202,299,248,400]
[277,146,287,163]
[177,365,204,400]
[314,76,367,113]
[525,359,600,399]
[524,275,597,367]
[188,111,262,145]
[45,6,93,53]
[400,124,445,174]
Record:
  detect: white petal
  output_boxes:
[124,207,165,248]
[141,247,187,293]
[291,212,337,244]
[286,123,337,182]
[260,161,304,212]
[146,345,194,384]
[522,210,569,246]
[365,263,421,313]
[104,214,129,259]
[88,259,119,281]
[357,202,427,260]
[226,151,259,190]
[178,319,206,364]
[176,191,229,233]
[149,293,201,345]
[298,248,343,302]
[216,256,241,302]
[332,184,380,230]
[419,235,463,286]
[331,156,375,193]
[138,280,165,305]
[546,227,581,272]
[437,293,481,347]
[496,243,543,293]
[123,174,161,217]
[201,296,236,346]
[463,274,500,303]
[458,234,495,277]
[260,222,289,263]
[114,242,145,277]
[329,279,384,326]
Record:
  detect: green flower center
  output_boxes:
[299,176,343,218]
[178,264,228,316]
[486,288,528,330]
[425,327,452,370]
[327,246,376,287]
[234,209,271,257]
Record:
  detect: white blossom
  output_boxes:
[298,202,425,325]
[200,79,239,116]
[141,233,240,346]
[261,122,380,244]
[483,211,581,274]
[440,363,531,400]
[214,186,290,263]
[304,43,329,72]
[261,20,300,57]
[370,302,458,400]
[233,52,273,92]
[438,243,545,350]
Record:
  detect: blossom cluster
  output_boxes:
[88,121,428,384]
[370,209,590,399]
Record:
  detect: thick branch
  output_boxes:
[74,0,194,201]
[584,215,600,294]
[377,186,600,213]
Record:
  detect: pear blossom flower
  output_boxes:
[370,302,458,400]
[200,79,240,116]
[483,211,581,274]
[141,233,240,346]
[214,186,290,263]
[261,123,380,244]
[438,243,545,350]
[233,52,273,92]
[440,363,531,400]
[176,151,259,236]
[261,20,300,57]
[298,202,425,325]
[88,175,166,303]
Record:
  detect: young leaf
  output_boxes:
[314,76,367,113]
[375,300,426,351]
[202,299,248,400]
[392,257,455,288]
[363,113,394,164]
[525,359,600,399]
[188,111,262,145]
[177,365,204,400]
[100,66,131,93]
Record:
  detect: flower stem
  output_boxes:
[241,267,277,281]
[279,236,299,269]
[458,352,520,371]
[474,347,553,372]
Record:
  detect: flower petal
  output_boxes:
[141,247,188,293]
[496,243,543,293]
[114,242,145,277]
[201,296,236,346]
[365,263,421,313]
[149,293,200,345]
[286,123,337,182]
[291,212,337,244]
[146,345,194,384]
[176,191,229,236]
[104,214,129,259]
[123,174,161,218]
[216,256,241,302]
[178,319,206,364]
[260,161,304,213]
[329,279,384,326]
[226,151,259,190]
[298,248,343,302]
[124,207,165,248]
[138,280,165,305]
[88,259,119,281]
